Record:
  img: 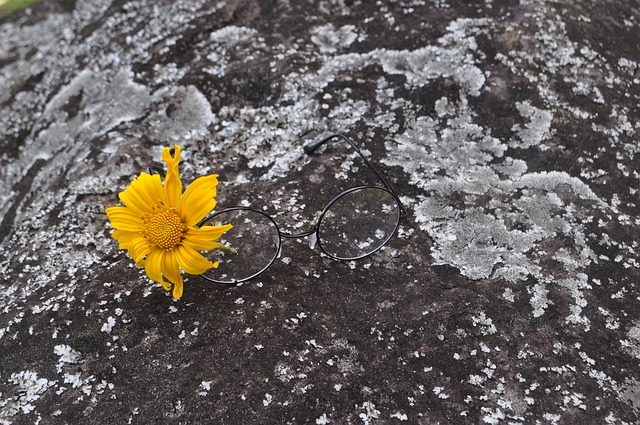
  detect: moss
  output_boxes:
[0,0,42,17]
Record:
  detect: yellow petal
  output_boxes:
[162,250,184,299]
[183,239,221,252]
[111,229,140,249]
[183,224,232,250]
[162,145,182,208]
[176,244,218,275]
[127,236,154,263]
[106,206,145,232]
[162,249,182,284]
[119,172,165,215]
[172,281,184,299]
[144,248,166,287]
[144,172,167,206]
[179,174,218,227]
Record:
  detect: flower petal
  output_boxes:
[111,229,140,249]
[183,224,232,250]
[176,244,218,275]
[162,250,184,298]
[162,145,182,208]
[119,172,165,215]
[127,236,154,264]
[179,174,218,226]
[144,248,168,289]
[172,280,184,299]
[106,206,145,232]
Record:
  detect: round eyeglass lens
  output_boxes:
[317,187,400,260]
[199,208,281,283]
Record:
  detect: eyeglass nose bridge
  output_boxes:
[307,232,318,250]
[279,227,320,251]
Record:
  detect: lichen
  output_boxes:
[0,0,639,423]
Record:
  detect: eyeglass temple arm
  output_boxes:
[148,164,165,178]
[304,133,408,218]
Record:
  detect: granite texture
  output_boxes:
[1,0,639,423]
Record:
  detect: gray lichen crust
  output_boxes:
[1,0,639,423]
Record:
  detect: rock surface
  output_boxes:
[1,0,639,423]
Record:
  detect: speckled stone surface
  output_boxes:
[1,0,639,423]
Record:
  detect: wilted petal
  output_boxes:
[162,145,182,208]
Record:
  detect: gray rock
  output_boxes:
[1,0,639,423]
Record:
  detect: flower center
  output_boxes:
[144,209,186,250]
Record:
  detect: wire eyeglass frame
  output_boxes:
[196,132,408,284]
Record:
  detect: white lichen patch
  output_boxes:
[625,321,640,359]
[510,101,553,149]
[471,311,497,336]
[384,56,612,322]
[146,85,215,143]
[54,344,83,373]
[358,401,381,424]
[559,274,592,328]
[529,283,552,318]
[204,26,259,77]
[310,24,359,53]
[101,317,116,334]
[0,371,53,418]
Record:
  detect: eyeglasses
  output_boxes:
[198,133,408,284]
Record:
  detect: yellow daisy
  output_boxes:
[105,145,232,299]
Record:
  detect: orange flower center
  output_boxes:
[144,209,186,250]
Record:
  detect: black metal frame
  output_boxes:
[197,133,408,284]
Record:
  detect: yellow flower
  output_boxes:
[105,145,232,299]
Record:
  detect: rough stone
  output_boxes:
[1,0,639,423]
